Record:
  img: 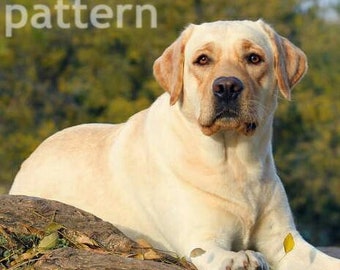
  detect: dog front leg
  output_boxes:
[255,181,340,270]
[276,232,340,270]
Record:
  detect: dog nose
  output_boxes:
[212,76,244,101]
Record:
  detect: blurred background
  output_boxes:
[0,0,339,246]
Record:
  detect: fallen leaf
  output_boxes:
[38,232,59,250]
[45,222,64,235]
[190,248,206,258]
[74,233,98,247]
[136,239,153,248]
[143,249,162,260]
[283,233,295,254]
[10,248,40,266]
[134,239,162,260]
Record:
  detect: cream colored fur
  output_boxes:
[10,20,340,270]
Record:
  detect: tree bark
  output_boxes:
[34,248,185,270]
[0,195,195,270]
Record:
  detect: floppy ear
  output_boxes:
[258,20,308,100]
[153,25,194,105]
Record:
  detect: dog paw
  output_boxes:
[191,248,269,270]
[226,250,269,270]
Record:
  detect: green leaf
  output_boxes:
[38,232,59,250]
[45,222,63,235]
[283,233,295,254]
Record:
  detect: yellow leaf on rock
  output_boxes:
[283,233,295,254]
[135,239,162,260]
[143,249,162,260]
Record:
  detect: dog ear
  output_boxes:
[258,20,308,100]
[153,25,194,105]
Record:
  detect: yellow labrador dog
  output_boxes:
[10,20,340,270]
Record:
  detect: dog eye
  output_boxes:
[195,54,210,66]
[247,53,263,65]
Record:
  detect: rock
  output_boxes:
[318,247,340,259]
[34,248,185,270]
[0,195,195,270]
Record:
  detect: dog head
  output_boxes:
[153,20,308,136]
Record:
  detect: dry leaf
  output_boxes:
[38,232,59,250]
[143,249,162,260]
[134,253,145,260]
[283,233,295,254]
[190,248,206,258]
[136,239,153,248]
[134,239,162,260]
[74,233,98,247]
[10,248,40,266]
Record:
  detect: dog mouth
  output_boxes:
[215,107,239,120]
[200,107,258,136]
